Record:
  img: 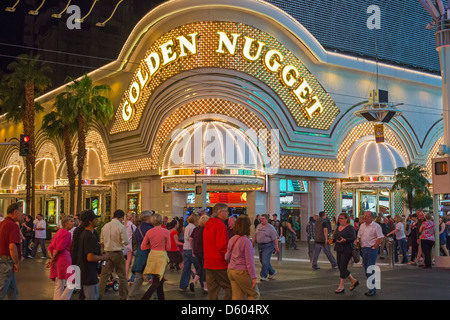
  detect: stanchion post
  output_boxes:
[388,237,395,268]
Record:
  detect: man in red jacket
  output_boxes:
[203,203,231,300]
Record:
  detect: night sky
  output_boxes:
[0,0,165,88]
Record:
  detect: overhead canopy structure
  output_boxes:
[344,141,408,189]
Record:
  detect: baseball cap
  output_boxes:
[80,210,98,223]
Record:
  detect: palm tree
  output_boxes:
[391,163,430,215]
[0,54,51,215]
[65,73,113,213]
[42,92,78,216]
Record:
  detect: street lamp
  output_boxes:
[419,0,450,266]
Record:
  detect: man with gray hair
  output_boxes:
[98,209,129,300]
[253,213,279,281]
[128,210,154,300]
[356,211,384,297]
[203,203,232,300]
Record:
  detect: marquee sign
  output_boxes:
[111,21,339,134]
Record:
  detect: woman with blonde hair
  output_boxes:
[140,214,171,299]
[47,215,75,300]
[420,213,435,269]
[387,215,408,264]
[190,214,209,293]
[125,211,137,281]
[179,214,201,292]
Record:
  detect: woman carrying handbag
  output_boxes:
[333,213,359,294]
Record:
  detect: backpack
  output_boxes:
[131,224,140,253]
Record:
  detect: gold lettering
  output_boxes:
[122,101,134,121]
[216,32,240,55]
[305,97,324,119]
[136,68,149,88]
[264,49,283,73]
[293,79,312,104]
[177,32,199,57]
[160,40,177,66]
[145,52,161,76]
[129,82,140,104]
[281,65,299,87]
[242,36,265,61]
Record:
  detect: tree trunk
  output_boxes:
[76,114,87,214]
[407,191,413,217]
[25,157,31,215]
[64,125,76,216]
[25,81,36,216]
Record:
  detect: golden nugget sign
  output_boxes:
[112,22,338,134]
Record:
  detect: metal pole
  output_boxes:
[433,193,441,259]
[388,237,395,268]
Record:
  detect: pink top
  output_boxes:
[141,226,171,251]
[48,228,72,281]
[421,221,435,241]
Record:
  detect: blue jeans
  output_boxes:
[179,249,201,289]
[257,242,275,278]
[0,260,18,300]
[362,247,378,293]
[394,238,408,264]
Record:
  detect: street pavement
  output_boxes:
[13,241,450,301]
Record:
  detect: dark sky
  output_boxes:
[0,0,165,87]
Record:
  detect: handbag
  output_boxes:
[352,243,361,263]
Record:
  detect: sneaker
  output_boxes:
[268,271,277,279]
[312,266,320,270]
[179,288,189,292]
[260,277,267,281]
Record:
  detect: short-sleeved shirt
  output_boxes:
[183,223,196,250]
[0,217,21,259]
[394,222,406,240]
[254,223,278,244]
[77,229,101,286]
[421,221,435,241]
[34,219,46,239]
[358,221,384,248]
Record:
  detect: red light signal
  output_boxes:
[19,134,30,157]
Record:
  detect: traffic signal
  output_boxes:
[19,134,30,157]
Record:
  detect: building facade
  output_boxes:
[0,0,444,240]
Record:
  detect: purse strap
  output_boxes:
[230,236,242,252]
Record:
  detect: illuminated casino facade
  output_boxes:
[0,0,445,239]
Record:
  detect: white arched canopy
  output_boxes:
[161,120,266,188]
[0,165,21,190]
[348,141,407,178]
[56,148,103,183]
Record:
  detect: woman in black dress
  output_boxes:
[333,213,359,293]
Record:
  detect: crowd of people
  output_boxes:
[1,201,450,300]
[0,202,261,300]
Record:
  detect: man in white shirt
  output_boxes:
[98,209,129,300]
[30,214,48,259]
[356,211,384,297]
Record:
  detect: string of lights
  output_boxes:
[2,0,126,27]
